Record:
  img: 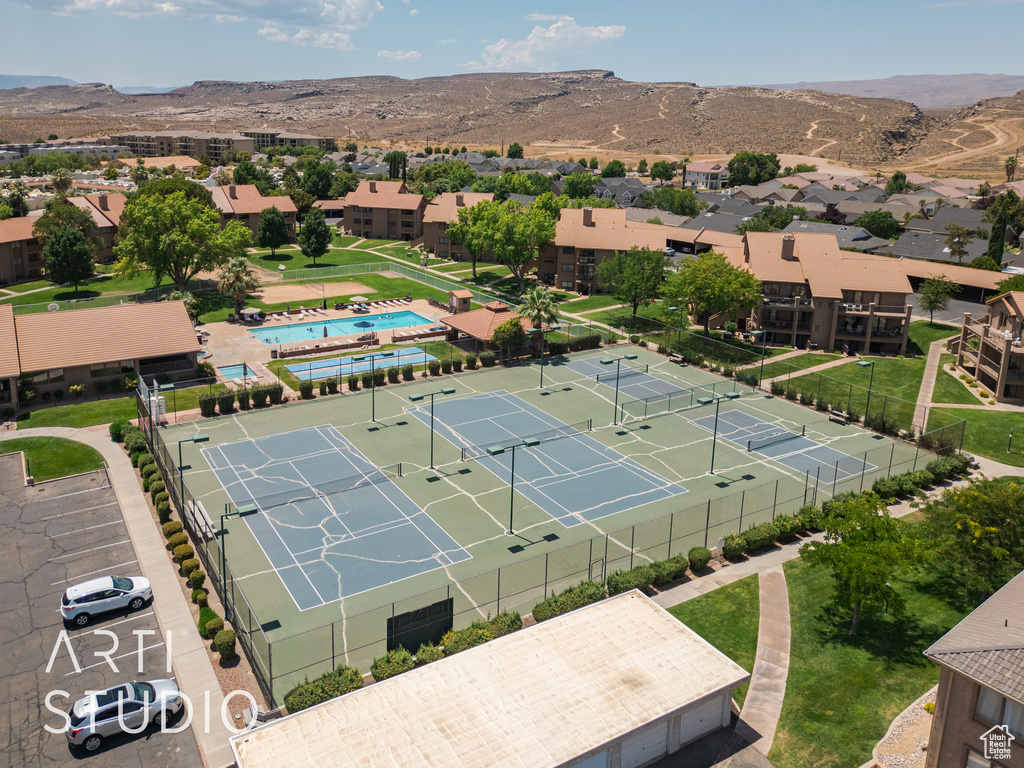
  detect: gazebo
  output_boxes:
[439,301,524,349]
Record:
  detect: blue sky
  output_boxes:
[0,0,1021,88]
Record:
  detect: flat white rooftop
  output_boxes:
[231,591,749,768]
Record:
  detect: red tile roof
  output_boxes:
[344,180,424,211]
[212,185,297,216]
[440,302,522,341]
[0,305,20,378]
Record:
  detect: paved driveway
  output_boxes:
[0,455,202,767]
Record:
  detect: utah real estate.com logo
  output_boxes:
[981,724,1015,761]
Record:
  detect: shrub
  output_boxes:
[68,382,86,398]
[567,333,602,352]
[372,369,385,387]
[137,453,156,472]
[606,565,655,596]
[53,389,65,401]
[124,431,147,455]
[2,407,14,419]
[283,666,364,713]
[428,360,441,376]
[401,364,414,381]
[465,354,478,370]
[130,451,144,467]
[41,390,51,402]
[440,623,493,655]
[163,520,183,538]
[784,387,798,401]
[318,380,328,396]
[95,380,109,394]
[217,391,236,414]
[774,512,805,541]
[214,629,237,659]
[687,546,712,571]
[196,361,216,379]
[737,371,758,386]
[743,522,779,552]
[821,492,857,518]
[267,383,284,404]
[197,606,218,638]
[913,469,935,488]
[298,380,314,400]
[203,616,225,641]
[167,532,189,550]
[188,570,206,590]
[480,351,496,367]
[156,502,171,524]
[815,398,829,412]
[547,341,568,356]
[154,491,169,508]
[371,647,415,681]
[722,532,747,560]
[846,406,861,424]
[142,463,160,480]
[181,558,200,577]
[109,419,132,442]
[142,476,150,493]
[799,503,823,530]
[327,378,339,394]
[924,702,935,714]
[347,374,359,391]
[387,366,400,384]
[237,388,251,410]
[452,358,463,372]
[798,391,814,406]
[173,543,194,562]
[488,611,522,638]
[360,371,372,390]
[531,580,607,622]
[198,393,217,417]
[149,480,165,500]
[414,643,444,666]
[193,589,208,608]
[251,385,269,407]
[770,381,785,396]
[441,359,452,374]
[651,554,689,585]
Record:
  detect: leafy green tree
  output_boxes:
[595,247,668,319]
[918,276,959,324]
[646,216,664,225]
[411,160,477,197]
[727,152,781,186]
[649,160,674,185]
[302,159,334,199]
[588,157,599,170]
[986,205,1008,264]
[331,169,360,199]
[800,494,917,635]
[636,159,648,175]
[33,197,101,248]
[941,224,972,267]
[969,255,1001,271]
[601,159,626,178]
[3,181,29,216]
[282,165,300,190]
[791,163,818,174]
[735,204,808,235]
[129,165,148,185]
[1006,156,1018,183]
[663,251,761,336]
[491,316,527,358]
[507,142,524,159]
[343,141,358,153]
[642,186,705,218]
[517,285,560,331]
[0,202,12,220]
[297,207,330,266]
[287,188,316,221]
[217,255,261,315]
[166,290,203,321]
[562,172,596,199]
[470,171,551,201]
[982,190,1024,233]
[256,206,289,256]
[193,164,210,180]
[138,177,214,207]
[997,273,1024,293]
[853,209,901,240]
[383,151,408,181]
[115,191,252,290]
[916,478,1024,608]
[884,170,911,196]
[103,165,120,181]
[42,225,94,293]
[488,201,556,293]
[50,167,73,195]
[234,160,276,195]
[447,200,498,278]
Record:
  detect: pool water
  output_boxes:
[249,311,432,345]
[218,363,257,379]
[286,347,437,381]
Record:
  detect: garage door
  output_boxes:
[571,750,610,768]
[679,694,727,745]
[621,721,669,768]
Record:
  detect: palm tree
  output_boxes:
[1006,156,1018,184]
[517,285,560,329]
[217,255,261,316]
[679,156,690,188]
[4,181,29,216]
[51,168,73,196]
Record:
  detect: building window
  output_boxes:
[562,246,576,255]
[977,687,1002,723]
[561,264,575,273]
[439,237,449,245]
[544,257,555,264]
[965,751,990,768]
[561,281,574,289]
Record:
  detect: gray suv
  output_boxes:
[66,680,184,752]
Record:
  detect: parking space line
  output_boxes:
[54,559,139,585]
[52,520,124,538]
[65,641,166,676]
[49,540,131,561]
[40,502,118,521]
[38,487,111,503]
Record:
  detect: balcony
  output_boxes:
[839,302,907,316]
[762,296,812,309]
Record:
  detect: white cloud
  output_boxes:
[377,49,422,61]
[409,7,418,15]
[25,0,382,49]
[525,13,559,21]
[467,16,625,71]
[437,38,457,44]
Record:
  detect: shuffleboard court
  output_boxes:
[203,425,470,610]
[286,347,435,381]
[690,406,874,484]
[410,391,686,526]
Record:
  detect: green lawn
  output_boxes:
[561,294,623,314]
[757,353,842,381]
[929,408,1024,466]
[1,278,51,293]
[931,354,981,406]
[375,246,446,266]
[16,396,137,429]
[906,320,959,357]
[433,261,478,274]
[583,301,671,330]
[668,575,759,706]
[331,235,360,248]
[250,248,384,272]
[769,559,967,768]
[353,238,402,250]
[161,382,231,412]
[461,267,513,286]
[0,436,106,481]
[0,271,179,308]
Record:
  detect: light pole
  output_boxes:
[176,433,208,510]
[486,437,541,535]
[1008,427,1014,454]
[408,387,456,469]
[856,359,876,421]
[526,324,561,387]
[353,354,377,421]
[752,330,768,387]
[667,306,686,350]
[697,395,724,474]
[219,503,257,606]
[599,353,638,425]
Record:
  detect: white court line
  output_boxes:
[49,540,131,561]
[54,559,138,585]
[52,520,123,538]
[40,502,118,521]
[66,642,165,676]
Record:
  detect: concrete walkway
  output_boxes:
[762,354,854,388]
[912,339,947,429]
[0,427,235,768]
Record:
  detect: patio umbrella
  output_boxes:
[324,327,329,338]
[354,320,375,339]
[242,307,261,316]
[350,296,369,303]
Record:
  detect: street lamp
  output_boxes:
[353,354,377,422]
[486,437,541,534]
[408,387,456,469]
[667,306,686,350]
[696,392,739,475]
[751,330,768,387]
[176,434,208,511]
[599,353,639,425]
[219,503,257,605]
[856,360,875,421]
[526,324,561,387]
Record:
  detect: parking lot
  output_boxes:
[0,453,202,767]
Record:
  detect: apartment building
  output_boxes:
[66,192,127,263]
[422,192,494,260]
[211,184,297,240]
[342,180,426,242]
[953,292,1024,403]
[0,217,42,284]
[240,130,335,152]
[103,131,256,163]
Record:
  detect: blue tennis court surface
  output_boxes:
[565,356,685,400]
[410,391,685,527]
[286,347,435,381]
[690,407,873,484]
[203,425,469,610]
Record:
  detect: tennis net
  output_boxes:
[747,426,806,452]
[594,363,649,384]
[244,463,403,512]
[461,419,593,461]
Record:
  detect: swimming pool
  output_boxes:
[218,363,258,380]
[286,347,437,381]
[249,311,432,345]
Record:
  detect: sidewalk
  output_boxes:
[0,427,235,768]
[912,339,946,429]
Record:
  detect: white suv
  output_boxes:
[60,576,152,626]
[66,680,184,752]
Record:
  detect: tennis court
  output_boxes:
[285,347,436,381]
[690,405,874,484]
[409,390,686,526]
[565,356,685,400]
[203,424,470,610]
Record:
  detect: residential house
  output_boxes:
[680,211,748,237]
[905,207,988,237]
[892,231,993,266]
[592,177,647,206]
[683,161,729,189]
[421,192,495,260]
[782,219,893,253]
[923,569,1024,768]
[696,195,764,217]
[211,184,297,241]
[0,301,201,408]
[954,292,1024,402]
[342,180,426,242]
[0,217,43,284]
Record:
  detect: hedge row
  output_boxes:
[284,665,365,713]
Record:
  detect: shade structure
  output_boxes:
[349,296,370,303]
